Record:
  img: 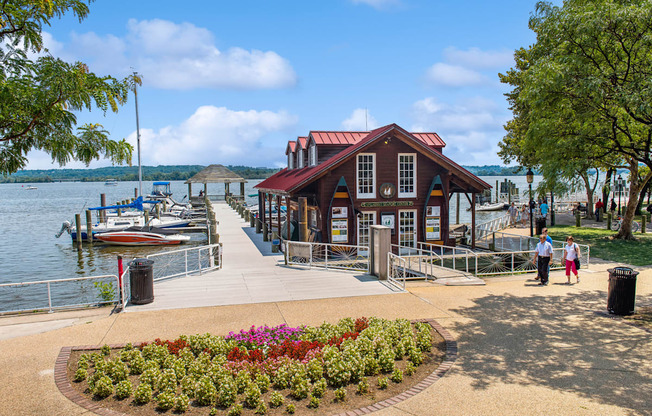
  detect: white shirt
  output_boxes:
[535,241,553,257]
[564,243,578,261]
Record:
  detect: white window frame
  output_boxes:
[356,153,376,199]
[357,211,376,255]
[398,209,417,252]
[288,153,294,169]
[398,153,416,198]
[297,148,304,168]
[308,144,317,167]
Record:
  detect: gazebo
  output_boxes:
[185,164,247,203]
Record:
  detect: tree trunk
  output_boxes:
[614,162,652,240]
[580,171,595,219]
[602,168,614,203]
[636,180,649,215]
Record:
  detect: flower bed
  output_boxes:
[66,317,445,415]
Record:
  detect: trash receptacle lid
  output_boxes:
[129,258,154,267]
[608,267,639,277]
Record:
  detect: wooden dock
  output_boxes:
[127,202,398,312]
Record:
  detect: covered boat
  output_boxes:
[94,226,190,246]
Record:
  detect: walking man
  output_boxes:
[533,234,553,285]
[508,202,518,226]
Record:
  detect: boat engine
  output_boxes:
[55,221,72,238]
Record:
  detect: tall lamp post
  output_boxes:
[527,168,534,237]
[617,174,623,216]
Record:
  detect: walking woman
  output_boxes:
[562,235,580,284]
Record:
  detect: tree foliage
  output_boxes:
[500,0,652,239]
[0,0,134,175]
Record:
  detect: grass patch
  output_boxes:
[546,225,652,266]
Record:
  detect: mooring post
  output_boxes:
[85,210,93,244]
[75,213,82,249]
[256,215,262,234]
[144,211,149,225]
[134,187,138,198]
[271,231,279,253]
[100,193,106,223]
[249,211,255,227]
[263,222,269,242]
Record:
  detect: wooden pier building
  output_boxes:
[255,123,491,248]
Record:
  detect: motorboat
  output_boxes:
[24,185,38,190]
[104,179,119,186]
[94,226,190,246]
[467,202,509,212]
[150,181,173,199]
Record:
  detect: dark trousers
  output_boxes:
[537,256,550,283]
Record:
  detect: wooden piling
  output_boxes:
[85,210,93,244]
[134,187,138,198]
[271,231,279,253]
[263,222,269,242]
[75,214,82,249]
[100,193,106,223]
[256,216,262,234]
[249,211,255,227]
[456,193,460,224]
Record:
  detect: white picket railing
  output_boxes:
[474,213,511,241]
[387,252,407,290]
[285,241,370,272]
[146,243,222,282]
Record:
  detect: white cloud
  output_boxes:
[350,0,402,9]
[128,106,298,166]
[425,63,485,87]
[341,108,379,131]
[442,47,514,69]
[52,19,297,90]
[411,97,509,164]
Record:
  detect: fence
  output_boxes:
[0,274,122,315]
[474,247,569,276]
[146,243,222,282]
[387,253,407,291]
[474,213,511,241]
[285,241,370,272]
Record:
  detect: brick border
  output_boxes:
[54,319,458,416]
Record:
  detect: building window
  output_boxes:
[398,153,416,198]
[288,153,294,169]
[309,144,317,166]
[357,211,376,255]
[297,148,304,168]
[357,153,375,199]
[398,209,417,252]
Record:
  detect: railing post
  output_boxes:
[184,250,188,277]
[324,246,328,269]
[309,243,313,268]
[47,282,53,313]
[198,249,202,275]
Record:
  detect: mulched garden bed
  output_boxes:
[60,317,452,416]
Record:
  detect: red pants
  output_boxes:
[565,259,578,276]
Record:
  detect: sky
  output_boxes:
[25,0,544,170]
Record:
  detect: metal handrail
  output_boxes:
[146,243,222,282]
[0,274,121,315]
[285,240,369,271]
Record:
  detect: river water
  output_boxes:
[0,175,543,311]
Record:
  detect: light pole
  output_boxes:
[617,174,623,216]
[527,168,534,237]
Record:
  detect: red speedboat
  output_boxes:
[95,227,190,246]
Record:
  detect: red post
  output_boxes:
[117,255,124,297]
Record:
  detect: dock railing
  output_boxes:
[146,243,222,282]
[285,241,369,272]
[474,212,511,241]
[0,274,122,315]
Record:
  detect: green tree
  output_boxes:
[501,0,652,239]
[0,0,134,175]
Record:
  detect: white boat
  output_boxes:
[104,179,119,186]
[467,202,509,212]
[24,185,38,190]
[95,227,190,246]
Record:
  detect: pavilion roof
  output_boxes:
[184,164,247,184]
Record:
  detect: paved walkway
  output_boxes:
[1,207,650,415]
[128,202,397,312]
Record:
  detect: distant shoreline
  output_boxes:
[2,164,525,183]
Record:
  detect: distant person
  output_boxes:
[562,235,580,284]
[508,202,518,226]
[595,199,604,221]
[610,198,617,213]
[533,234,553,285]
[540,200,549,218]
[521,203,529,227]
[199,190,204,198]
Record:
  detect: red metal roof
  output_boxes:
[285,141,296,154]
[411,132,446,147]
[256,124,488,194]
[309,130,445,147]
[296,137,308,149]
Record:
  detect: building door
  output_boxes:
[357,211,376,256]
[399,209,417,254]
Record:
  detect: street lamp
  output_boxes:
[527,168,534,237]
[617,174,623,216]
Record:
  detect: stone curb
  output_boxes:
[54,319,458,416]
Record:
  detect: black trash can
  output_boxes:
[535,217,547,235]
[129,258,154,304]
[607,267,639,315]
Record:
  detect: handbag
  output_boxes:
[573,244,581,269]
[574,258,580,270]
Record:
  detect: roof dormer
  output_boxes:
[286,140,296,169]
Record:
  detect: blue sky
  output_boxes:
[26,0,544,170]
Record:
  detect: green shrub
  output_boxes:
[209,408,219,416]
[139,367,160,389]
[115,380,133,400]
[227,404,243,416]
[194,376,217,406]
[217,376,238,407]
[377,345,395,373]
[307,393,320,409]
[129,353,146,375]
[92,375,113,398]
[155,391,175,410]
[100,344,111,356]
[243,382,262,408]
[408,347,423,366]
[363,356,380,376]
[180,376,195,398]
[107,359,128,383]
[235,370,251,394]
[306,358,323,382]
[290,374,311,400]
[255,401,268,415]
[134,382,153,404]
[334,387,347,402]
[124,342,133,351]
[77,358,89,370]
[357,377,369,395]
[174,394,190,413]
[94,280,115,302]
[86,370,105,391]
[255,373,271,393]
[391,368,403,383]
[311,378,327,398]
[286,403,296,414]
[404,361,416,376]
[158,368,177,393]
[73,368,87,382]
[269,391,284,408]
[377,376,389,390]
